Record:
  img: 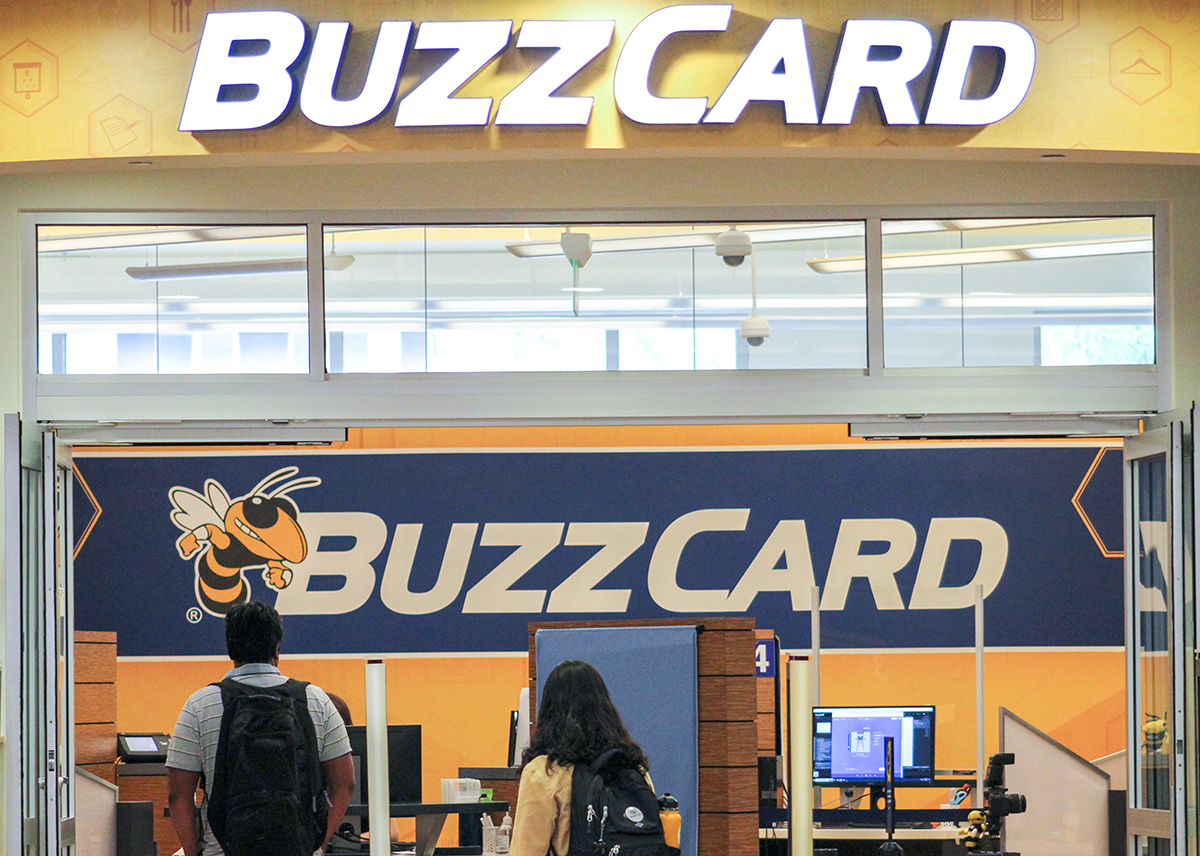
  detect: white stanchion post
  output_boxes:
[975,584,985,809]
[366,659,390,856]
[788,657,813,856]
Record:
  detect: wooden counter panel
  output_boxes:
[75,640,118,683]
[698,676,755,722]
[117,770,179,856]
[758,719,778,753]
[756,676,777,713]
[698,721,757,765]
[698,765,757,813]
[696,629,755,677]
[75,682,117,725]
[78,762,116,786]
[77,722,117,765]
[698,812,758,856]
[74,630,117,645]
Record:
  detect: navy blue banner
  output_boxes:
[71,445,1125,657]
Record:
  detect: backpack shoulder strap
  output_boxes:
[206,678,250,825]
[568,762,587,856]
[284,680,326,792]
[591,749,623,775]
[568,753,619,856]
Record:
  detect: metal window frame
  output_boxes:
[24,203,1169,435]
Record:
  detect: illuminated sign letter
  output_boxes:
[819,518,917,610]
[725,520,817,611]
[705,19,818,124]
[546,522,647,613]
[613,4,733,125]
[647,508,746,611]
[908,518,1008,609]
[924,21,1035,125]
[394,20,512,126]
[496,20,615,125]
[463,522,564,613]
[300,21,412,127]
[822,19,932,125]
[180,11,307,132]
[380,523,477,615]
[273,512,383,615]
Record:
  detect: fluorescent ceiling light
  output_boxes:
[505,223,865,258]
[126,254,354,281]
[504,219,1109,260]
[40,225,308,253]
[38,224,368,253]
[1023,239,1152,259]
[808,237,1151,273]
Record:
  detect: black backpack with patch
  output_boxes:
[204,678,328,856]
[568,749,680,856]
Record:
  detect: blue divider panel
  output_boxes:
[536,626,699,856]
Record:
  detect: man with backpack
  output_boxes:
[166,601,356,856]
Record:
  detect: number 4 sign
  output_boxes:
[755,639,777,678]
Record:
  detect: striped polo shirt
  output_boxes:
[166,663,351,856]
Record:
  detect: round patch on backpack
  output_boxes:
[624,806,645,824]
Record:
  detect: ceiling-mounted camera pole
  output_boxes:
[741,245,770,347]
[560,227,592,317]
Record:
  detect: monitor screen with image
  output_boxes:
[812,706,935,785]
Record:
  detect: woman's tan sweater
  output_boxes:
[510,759,574,856]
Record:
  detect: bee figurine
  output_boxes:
[1143,713,1168,753]
[169,466,321,616]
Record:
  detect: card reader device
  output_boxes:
[117,733,170,763]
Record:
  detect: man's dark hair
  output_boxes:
[225,600,283,664]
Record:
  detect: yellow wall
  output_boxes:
[2,0,1200,163]
[818,650,1125,808]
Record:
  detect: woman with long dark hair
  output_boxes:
[509,660,650,856]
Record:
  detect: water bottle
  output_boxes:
[658,793,680,849]
[497,812,512,853]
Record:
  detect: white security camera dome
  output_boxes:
[716,226,752,267]
[740,315,770,347]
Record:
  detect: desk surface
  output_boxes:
[761,827,961,841]
[346,801,509,817]
[814,827,961,840]
[758,825,964,840]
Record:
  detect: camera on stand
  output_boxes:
[959,753,1027,855]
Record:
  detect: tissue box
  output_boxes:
[442,777,482,803]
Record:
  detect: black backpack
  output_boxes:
[204,678,329,856]
[568,750,680,856]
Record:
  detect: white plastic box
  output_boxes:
[442,777,482,803]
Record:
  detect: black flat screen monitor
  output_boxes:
[812,705,935,785]
[345,724,422,805]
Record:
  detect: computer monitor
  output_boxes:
[345,724,422,805]
[811,705,935,785]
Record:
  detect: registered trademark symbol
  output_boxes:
[186,607,202,624]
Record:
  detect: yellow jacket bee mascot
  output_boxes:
[169,466,320,615]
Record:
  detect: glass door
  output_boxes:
[12,423,75,856]
[1125,423,1187,856]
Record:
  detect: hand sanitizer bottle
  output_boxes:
[497,813,512,853]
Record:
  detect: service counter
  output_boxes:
[115,762,177,856]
